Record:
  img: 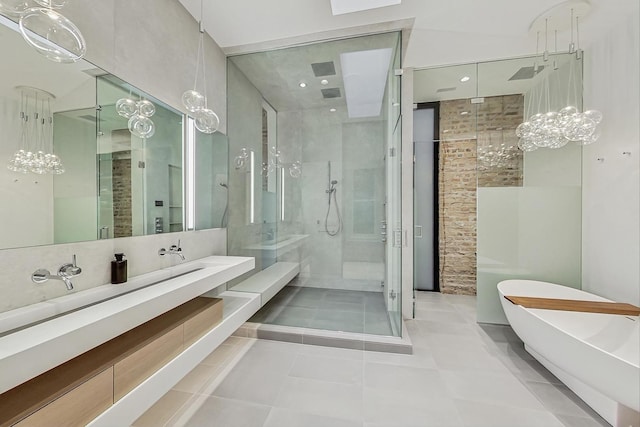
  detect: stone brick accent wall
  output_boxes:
[477,94,524,187]
[112,151,132,238]
[438,95,523,295]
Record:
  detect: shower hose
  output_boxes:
[324,188,342,236]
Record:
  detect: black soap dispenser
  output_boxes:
[111,253,127,284]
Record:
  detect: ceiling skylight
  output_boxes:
[340,47,393,118]
[330,0,401,16]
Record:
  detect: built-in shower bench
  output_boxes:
[231,261,300,306]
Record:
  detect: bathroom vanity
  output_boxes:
[0,256,259,426]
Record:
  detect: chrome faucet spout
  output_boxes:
[31,255,81,291]
[57,274,74,290]
[159,240,186,261]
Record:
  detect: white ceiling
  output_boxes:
[179,0,638,68]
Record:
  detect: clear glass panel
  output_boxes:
[227,32,402,337]
[385,34,403,335]
[414,64,479,296]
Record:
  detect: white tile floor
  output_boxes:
[134,292,609,427]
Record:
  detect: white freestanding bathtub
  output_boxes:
[498,280,640,427]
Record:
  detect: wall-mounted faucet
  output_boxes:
[158,240,185,261]
[32,255,82,291]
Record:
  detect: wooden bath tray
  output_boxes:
[504,296,640,316]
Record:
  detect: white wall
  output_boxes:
[582,11,640,305]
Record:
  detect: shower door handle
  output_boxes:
[393,229,402,248]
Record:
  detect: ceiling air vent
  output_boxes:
[509,66,544,81]
[321,88,341,99]
[311,61,336,77]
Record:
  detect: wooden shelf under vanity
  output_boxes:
[0,296,223,427]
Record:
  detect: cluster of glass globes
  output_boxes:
[1,0,87,63]
[261,146,283,176]
[116,98,156,139]
[233,147,301,178]
[289,161,302,178]
[182,90,219,134]
[7,149,65,174]
[234,147,249,171]
[477,143,520,171]
[516,106,603,152]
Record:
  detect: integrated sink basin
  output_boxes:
[0,255,254,394]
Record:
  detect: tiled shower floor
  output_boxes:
[248,286,393,336]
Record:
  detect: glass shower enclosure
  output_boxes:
[226,32,403,337]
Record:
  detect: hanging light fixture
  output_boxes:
[0,0,31,17]
[115,94,157,139]
[517,0,602,151]
[9,0,87,63]
[182,0,219,134]
[7,86,65,175]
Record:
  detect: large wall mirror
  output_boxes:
[0,17,227,250]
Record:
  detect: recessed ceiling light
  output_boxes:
[299,82,307,88]
[321,79,329,85]
[460,76,470,82]
[460,111,469,116]
[329,108,337,112]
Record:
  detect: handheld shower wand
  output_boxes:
[325,162,342,236]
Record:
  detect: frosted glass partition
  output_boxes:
[476,54,583,324]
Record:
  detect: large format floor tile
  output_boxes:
[136,292,611,427]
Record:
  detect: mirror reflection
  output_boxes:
[96,75,184,238]
[0,18,228,251]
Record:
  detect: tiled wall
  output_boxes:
[438,95,524,295]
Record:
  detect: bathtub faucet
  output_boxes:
[31,255,82,291]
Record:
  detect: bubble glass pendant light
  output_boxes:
[115,97,138,118]
[33,0,66,8]
[18,1,86,63]
[0,0,31,17]
[182,0,219,134]
[7,87,65,175]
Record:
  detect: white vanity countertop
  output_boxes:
[0,255,254,394]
